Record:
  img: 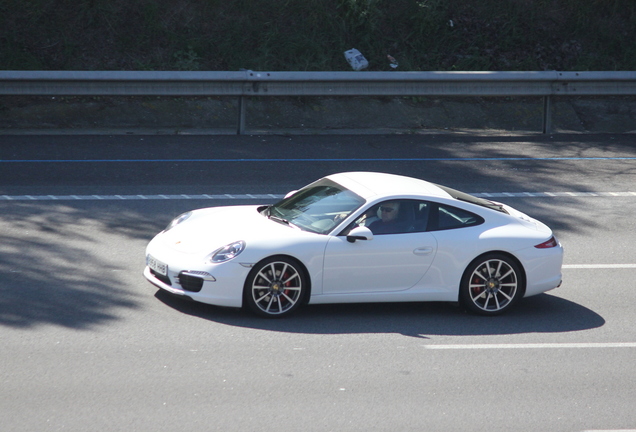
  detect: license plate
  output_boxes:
[147,255,167,276]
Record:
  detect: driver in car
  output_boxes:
[368,201,402,234]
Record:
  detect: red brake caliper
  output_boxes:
[283,271,291,297]
[471,276,483,295]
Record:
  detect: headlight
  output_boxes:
[164,211,192,232]
[209,240,246,263]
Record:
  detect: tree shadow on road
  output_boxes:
[0,203,147,329]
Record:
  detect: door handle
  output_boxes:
[413,247,433,255]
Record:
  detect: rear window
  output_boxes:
[430,204,484,231]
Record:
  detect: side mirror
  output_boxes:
[346,226,373,243]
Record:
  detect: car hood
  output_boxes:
[156,205,304,254]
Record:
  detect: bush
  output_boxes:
[1,0,634,71]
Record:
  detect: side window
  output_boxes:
[413,201,430,232]
[428,203,484,231]
[350,200,431,235]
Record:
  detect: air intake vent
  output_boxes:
[177,272,205,292]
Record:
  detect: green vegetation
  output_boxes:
[1,0,634,71]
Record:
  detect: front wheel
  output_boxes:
[459,253,524,315]
[244,256,307,318]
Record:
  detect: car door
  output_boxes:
[322,200,438,294]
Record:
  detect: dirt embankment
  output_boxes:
[1,95,635,134]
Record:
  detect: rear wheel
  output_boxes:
[459,253,523,315]
[244,256,307,318]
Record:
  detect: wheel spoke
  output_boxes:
[471,289,485,301]
[493,294,501,310]
[499,268,514,280]
[485,261,495,277]
[498,290,513,302]
[279,263,289,279]
[282,292,297,306]
[283,272,299,285]
[255,291,269,303]
[483,293,491,309]
[495,260,503,277]
[269,263,278,279]
[257,270,272,284]
[472,272,488,282]
[265,296,275,312]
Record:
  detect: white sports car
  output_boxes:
[144,172,563,317]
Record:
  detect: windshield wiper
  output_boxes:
[268,214,302,230]
[266,205,302,229]
[269,215,290,225]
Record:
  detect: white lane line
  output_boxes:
[1,191,635,201]
[0,194,285,201]
[563,264,636,269]
[423,343,636,350]
[584,430,636,432]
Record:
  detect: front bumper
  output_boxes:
[143,260,248,308]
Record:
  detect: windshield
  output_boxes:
[264,178,365,234]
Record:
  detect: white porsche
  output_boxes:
[144,172,563,317]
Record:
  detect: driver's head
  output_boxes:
[379,202,399,222]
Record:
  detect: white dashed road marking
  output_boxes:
[423,343,636,350]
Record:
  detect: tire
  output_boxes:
[459,253,524,316]
[244,256,307,318]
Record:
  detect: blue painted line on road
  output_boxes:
[1,156,636,163]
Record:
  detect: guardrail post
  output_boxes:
[237,96,246,135]
[2,70,635,134]
[542,96,552,134]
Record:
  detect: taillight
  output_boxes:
[535,236,558,249]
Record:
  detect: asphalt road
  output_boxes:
[1,133,635,432]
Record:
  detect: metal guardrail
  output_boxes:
[2,70,635,134]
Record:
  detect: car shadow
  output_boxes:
[154,290,604,338]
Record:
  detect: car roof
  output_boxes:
[326,172,452,200]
